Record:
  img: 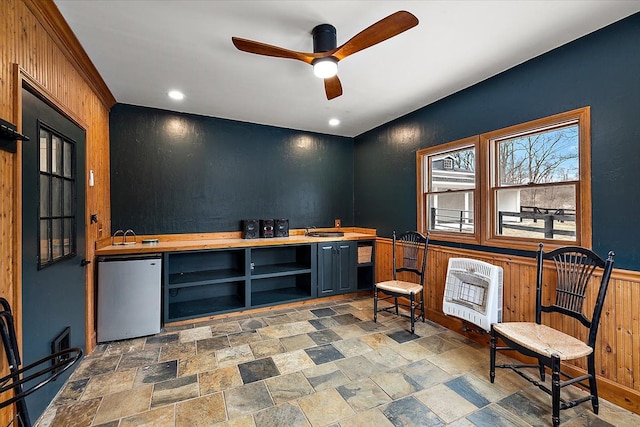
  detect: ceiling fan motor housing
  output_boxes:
[312,24,337,53]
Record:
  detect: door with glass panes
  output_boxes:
[20,88,86,419]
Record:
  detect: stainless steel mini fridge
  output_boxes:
[97,254,162,342]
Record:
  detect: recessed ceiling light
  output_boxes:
[168,90,185,100]
[329,118,340,126]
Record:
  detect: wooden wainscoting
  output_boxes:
[375,237,640,414]
[1,2,114,423]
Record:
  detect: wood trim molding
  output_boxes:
[15,63,96,353]
[18,65,88,129]
[415,136,481,244]
[480,106,592,251]
[22,0,116,109]
[12,65,24,354]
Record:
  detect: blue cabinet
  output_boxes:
[162,239,373,323]
[164,244,317,322]
[317,241,357,296]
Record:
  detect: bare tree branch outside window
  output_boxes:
[498,125,579,186]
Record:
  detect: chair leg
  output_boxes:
[15,397,31,427]
[588,353,599,414]
[538,360,546,382]
[420,292,425,322]
[551,355,561,427]
[489,328,496,383]
[410,292,415,334]
[373,287,378,323]
[394,297,399,315]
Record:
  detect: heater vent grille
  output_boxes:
[51,326,71,379]
[443,258,503,331]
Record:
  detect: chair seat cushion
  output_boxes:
[375,280,423,295]
[492,322,593,360]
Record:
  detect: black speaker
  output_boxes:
[260,219,274,238]
[242,219,259,239]
[274,219,289,237]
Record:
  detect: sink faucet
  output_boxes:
[123,229,137,245]
[112,229,124,245]
[305,226,316,236]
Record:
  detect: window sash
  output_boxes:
[416,107,591,251]
[417,136,480,243]
[38,125,77,269]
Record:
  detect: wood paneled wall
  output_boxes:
[375,238,640,414]
[1,1,114,423]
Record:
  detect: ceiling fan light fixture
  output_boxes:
[312,58,338,79]
[168,90,185,100]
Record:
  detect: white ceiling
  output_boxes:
[54,1,640,137]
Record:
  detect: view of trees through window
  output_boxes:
[495,123,579,241]
[417,108,589,249]
[498,125,578,186]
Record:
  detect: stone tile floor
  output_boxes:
[37,297,640,426]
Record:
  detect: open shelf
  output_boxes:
[251,263,311,278]
[166,280,246,321]
[251,245,311,273]
[251,274,313,307]
[167,249,246,282]
[168,268,245,287]
[357,265,374,290]
[357,240,375,290]
[251,288,311,307]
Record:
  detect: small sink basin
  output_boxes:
[306,231,345,238]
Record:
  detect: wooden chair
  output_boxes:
[490,244,615,427]
[0,297,82,427]
[373,231,428,334]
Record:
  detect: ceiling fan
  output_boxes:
[232,10,419,100]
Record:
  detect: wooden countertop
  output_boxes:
[95,228,376,256]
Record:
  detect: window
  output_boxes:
[417,137,480,243]
[39,125,77,268]
[417,107,591,250]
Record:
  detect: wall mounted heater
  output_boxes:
[443,258,503,332]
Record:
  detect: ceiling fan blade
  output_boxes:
[324,75,343,100]
[232,37,317,64]
[332,11,419,61]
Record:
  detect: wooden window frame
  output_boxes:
[480,107,591,250]
[416,107,592,251]
[416,136,481,244]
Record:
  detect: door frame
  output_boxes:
[13,64,91,352]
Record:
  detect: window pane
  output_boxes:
[39,174,50,218]
[496,184,576,241]
[63,141,73,178]
[429,147,475,191]
[52,135,63,175]
[52,219,63,260]
[63,218,72,256]
[497,124,579,186]
[39,130,49,172]
[52,177,62,217]
[427,191,474,233]
[40,220,50,263]
[64,179,73,216]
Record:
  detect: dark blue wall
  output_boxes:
[110,105,354,234]
[354,13,640,270]
[109,14,639,270]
